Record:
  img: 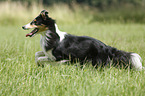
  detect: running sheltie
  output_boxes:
[22,10,143,70]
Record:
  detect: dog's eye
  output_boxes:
[34,21,37,24]
[33,21,40,25]
[36,23,41,25]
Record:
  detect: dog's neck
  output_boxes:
[40,23,67,52]
[40,24,67,41]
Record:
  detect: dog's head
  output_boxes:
[22,10,53,37]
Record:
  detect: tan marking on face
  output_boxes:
[30,25,37,28]
[24,23,37,29]
[36,25,48,33]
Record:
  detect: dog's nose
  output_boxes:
[22,26,25,29]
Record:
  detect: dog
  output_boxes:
[22,10,143,70]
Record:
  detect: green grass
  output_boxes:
[0,23,145,96]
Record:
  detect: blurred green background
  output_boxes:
[0,0,145,25]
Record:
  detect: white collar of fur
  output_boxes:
[55,24,67,42]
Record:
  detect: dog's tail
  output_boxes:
[109,47,143,70]
[130,53,143,70]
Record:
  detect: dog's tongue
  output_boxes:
[26,33,33,37]
[25,28,38,37]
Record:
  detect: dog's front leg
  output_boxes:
[35,51,45,62]
[36,56,50,67]
[35,51,48,67]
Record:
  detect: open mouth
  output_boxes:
[26,28,39,37]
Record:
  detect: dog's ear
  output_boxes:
[40,10,49,20]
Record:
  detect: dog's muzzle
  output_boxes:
[22,26,27,30]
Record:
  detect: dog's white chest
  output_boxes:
[40,35,55,59]
[40,35,46,52]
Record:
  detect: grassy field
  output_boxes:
[0,2,145,96]
[0,23,145,96]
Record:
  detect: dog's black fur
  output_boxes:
[22,10,142,70]
[53,34,131,68]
